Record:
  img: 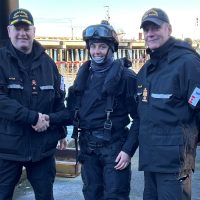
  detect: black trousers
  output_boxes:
[0,156,56,200]
[143,171,191,200]
[79,135,131,200]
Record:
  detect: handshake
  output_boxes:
[32,113,50,132]
[32,113,68,150]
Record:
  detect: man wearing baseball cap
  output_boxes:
[130,8,200,200]
[9,8,34,26]
[7,8,35,54]
[0,8,69,199]
[140,8,169,28]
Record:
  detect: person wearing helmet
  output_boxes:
[66,20,139,200]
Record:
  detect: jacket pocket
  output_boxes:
[43,126,66,152]
[151,87,182,108]
[7,80,24,99]
[39,85,55,103]
[151,134,184,170]
[0,132,24,155]
[0,119,23,136]
[0,120,24,155]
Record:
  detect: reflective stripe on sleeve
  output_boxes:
[39,85,54,90]
[151,93,172,99]
[7,84,23,89]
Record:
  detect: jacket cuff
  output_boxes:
[121,147,132,157]
[49,113,57,124]
[49,110,73,125]
[27,111,38,125]
[122,145,138,158]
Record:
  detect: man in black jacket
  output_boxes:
[0,8,68,200]
[133,8,200,200]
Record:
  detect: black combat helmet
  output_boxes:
[82,20,119,52]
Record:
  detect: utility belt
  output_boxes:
[80,127,128,148]
[81,129,111,142]
[78,130,106,154]
[79,128,128,155]
[87,141,105,151]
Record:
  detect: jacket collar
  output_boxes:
[148,37,176,61]
[6,40,45,61]
[73,59,124,96]
[147,37,199,64]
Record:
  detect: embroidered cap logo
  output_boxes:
[142,9,159,21]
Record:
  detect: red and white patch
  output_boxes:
[188,87,200,106]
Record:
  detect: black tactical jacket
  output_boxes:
[0,40,66,162]
[67,59,139,156]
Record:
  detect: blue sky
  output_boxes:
[19,0,200,39]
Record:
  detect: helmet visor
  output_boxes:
[83,25,114,38]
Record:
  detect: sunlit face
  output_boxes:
[7,23,35,54]
[143,22,172,50]
[89,42,109,63]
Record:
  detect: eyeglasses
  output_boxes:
[83,25,115,38]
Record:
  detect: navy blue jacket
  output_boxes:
[0,40,66,162]
[135,37,200,174]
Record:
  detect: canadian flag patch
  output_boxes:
[188,87,200,106]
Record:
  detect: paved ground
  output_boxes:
[13,147,200,200]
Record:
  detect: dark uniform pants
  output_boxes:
[143,171,191,200]
[79,136,131,200]
[0,156,56,200]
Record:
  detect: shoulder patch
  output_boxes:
[188,87,200,106]
[60,76,65,91]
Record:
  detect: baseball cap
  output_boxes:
[140,8,169,28]
[9,8,34,26]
